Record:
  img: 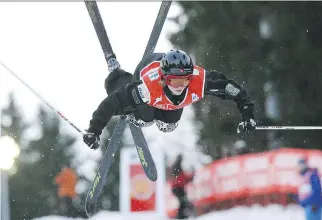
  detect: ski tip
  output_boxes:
[148,169,158,182]
[85,202,98,218]
[85,210,92,218]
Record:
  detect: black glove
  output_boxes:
[237,103,256,134]
[83,132,100,150]
[237,118,256,133]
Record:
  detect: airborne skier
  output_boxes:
[83,49,256,149]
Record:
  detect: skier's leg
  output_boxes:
[104,69,157,126]
[126,59,157,126]
[155,109,183,132]
[104,69,133,95]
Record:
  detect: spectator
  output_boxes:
[54,166,77,215]
[169,154,195,219]
[295,158,322,220]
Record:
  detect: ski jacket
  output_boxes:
[54,167,77,198]
[139,61,205,110]
[87,53,254,135]
[169,158,194,188]
[297,168,322,207]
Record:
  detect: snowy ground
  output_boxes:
[33,204,305,220]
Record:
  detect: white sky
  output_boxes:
[0,2,180,130]
[0,2,209,185]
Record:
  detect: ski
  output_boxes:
[141,1,172,60]
[127,0,172,181]
[84,1,127,216]
[85,118,126,216]
[84,0,172,216]
[129,123,158,181]
[84,1,115,62]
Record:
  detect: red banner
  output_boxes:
[130,164,156,212]
[166,148,322,216]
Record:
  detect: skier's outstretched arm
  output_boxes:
[84,81,149,149]
[204,70,256,133]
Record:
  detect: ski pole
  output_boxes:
[1,62,86,135]
[256,126,322,130]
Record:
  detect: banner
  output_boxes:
[120,146,166,219]
[166,148,322,216]
[130,163,156,212]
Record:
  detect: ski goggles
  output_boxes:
[164,74,192,88]
[160,68,193,88]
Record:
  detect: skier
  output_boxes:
[83,49,256,149]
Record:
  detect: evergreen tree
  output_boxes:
[169,2,322,158]
[2,94,78,219]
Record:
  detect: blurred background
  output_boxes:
[1,1,322,220]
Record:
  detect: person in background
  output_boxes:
[54,166,77,216]
[169,154,195,219]
[295,157,322,220]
